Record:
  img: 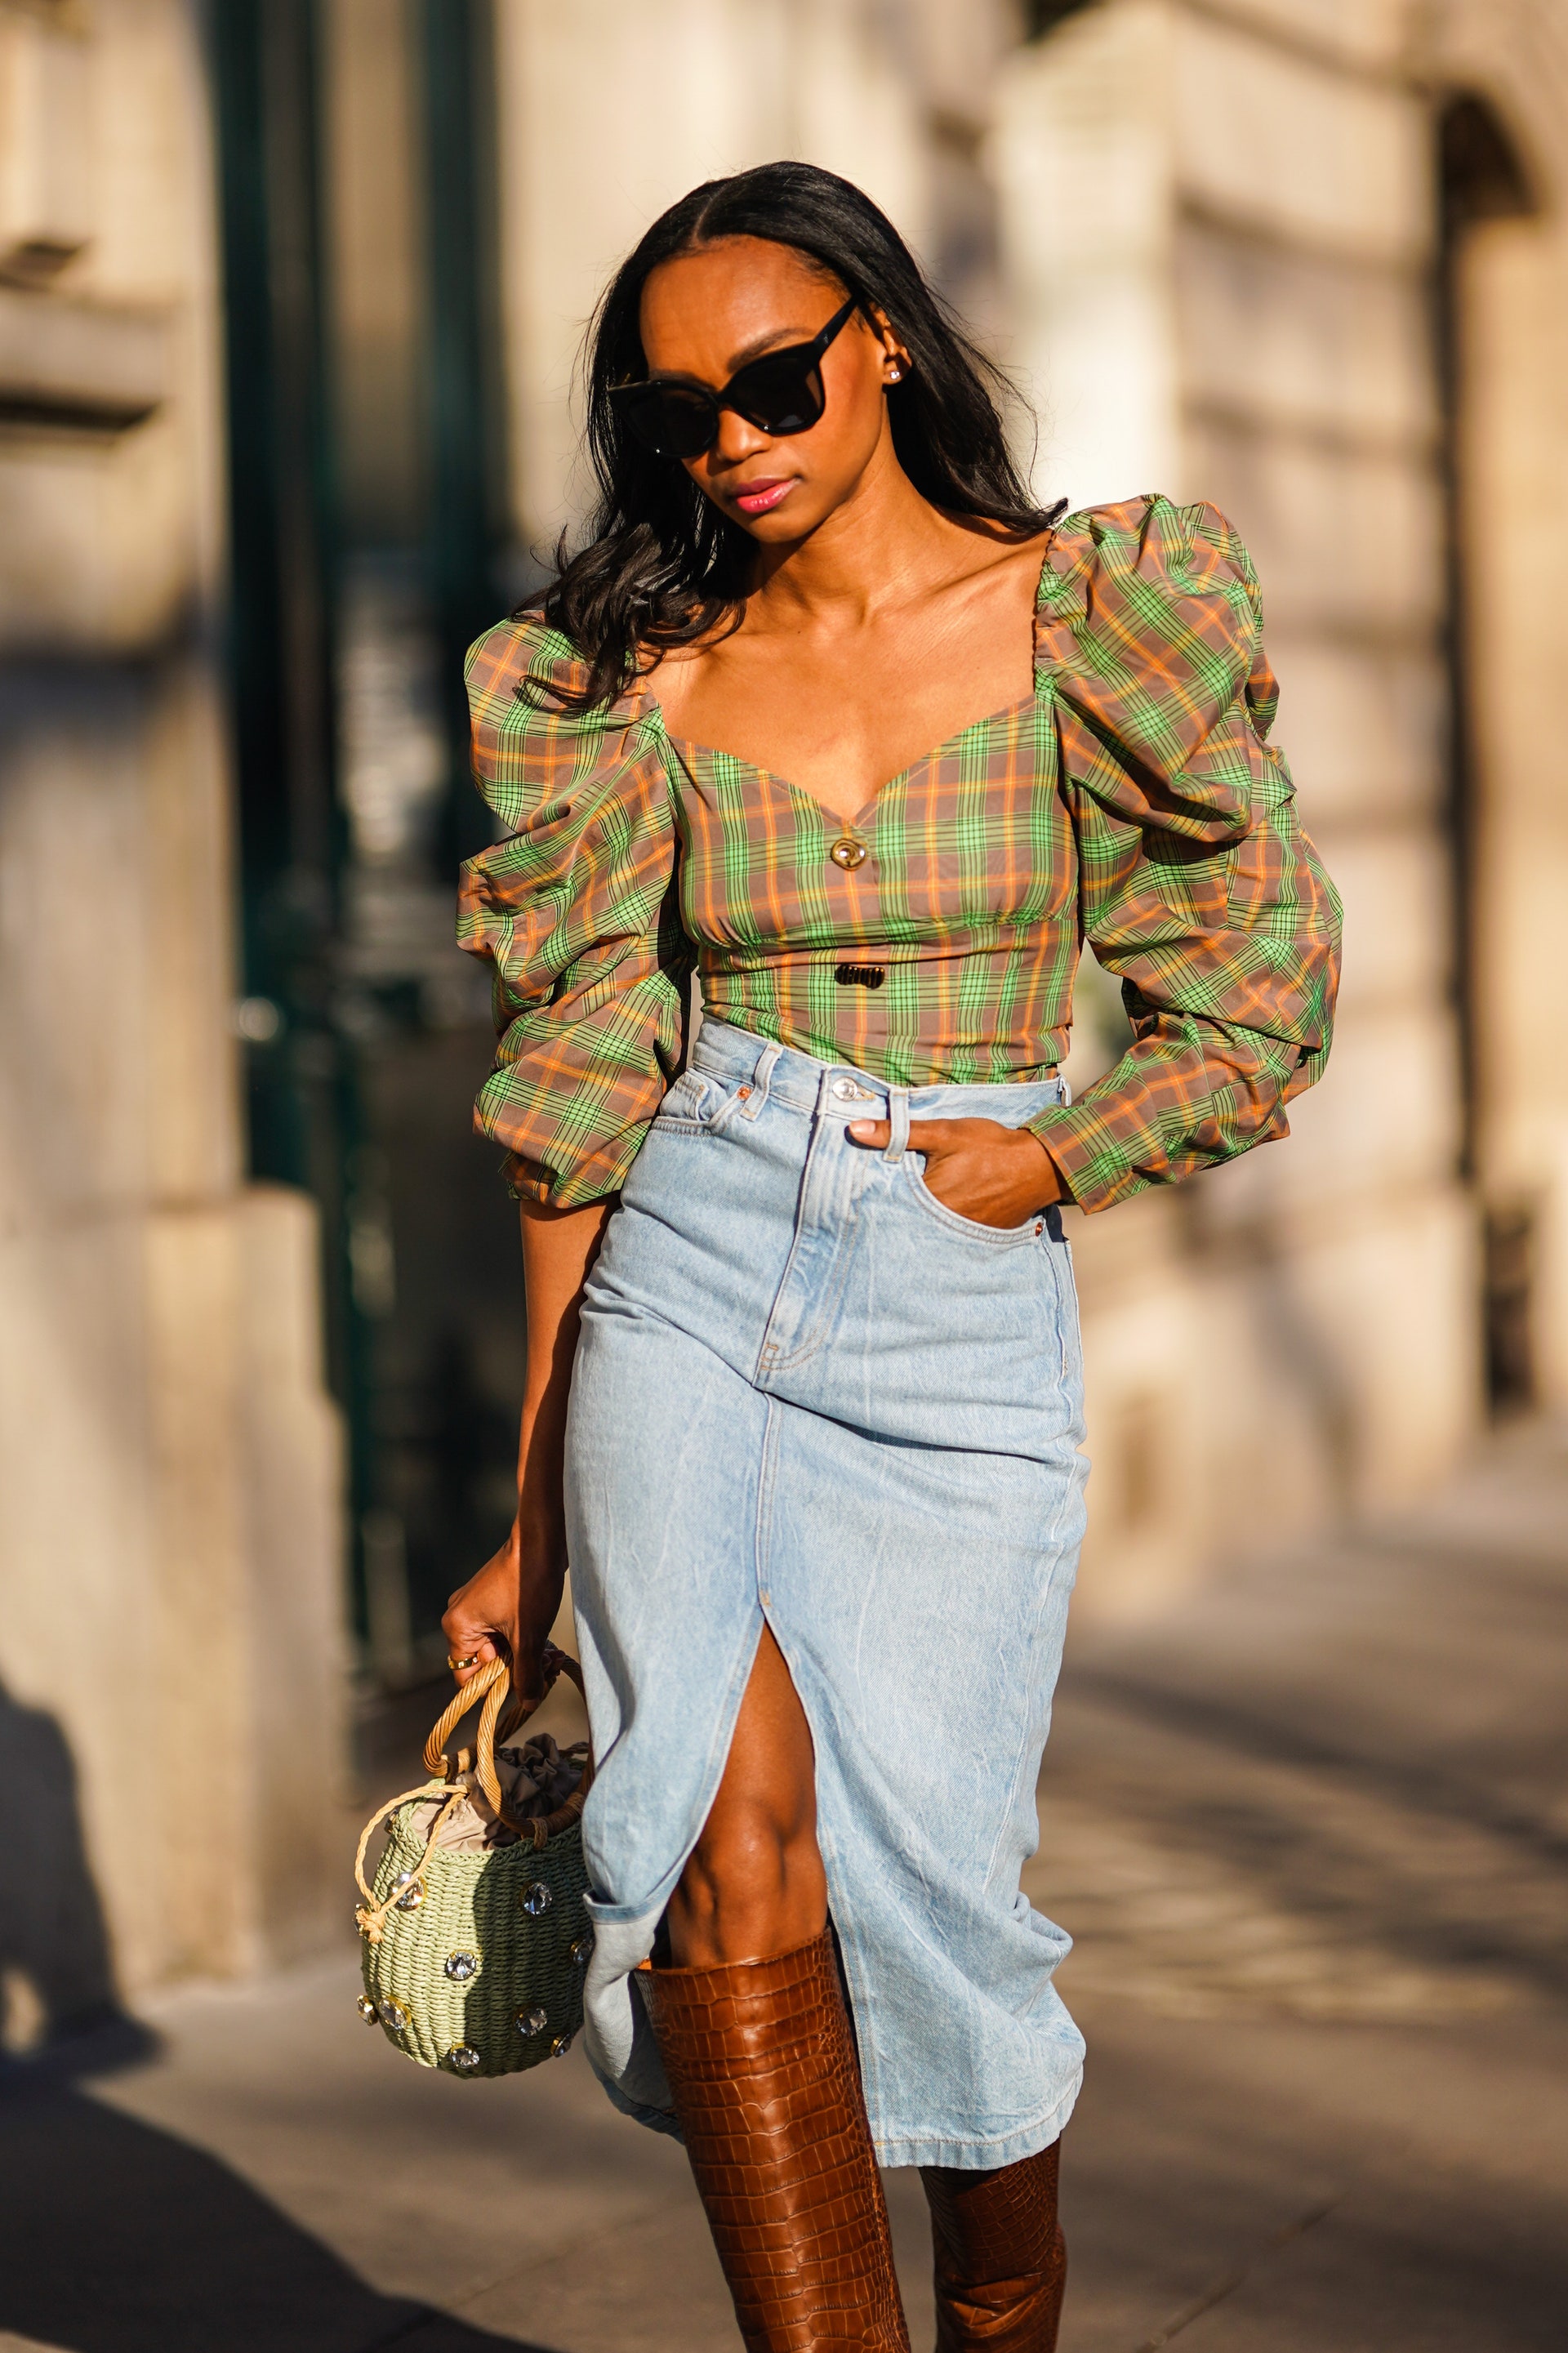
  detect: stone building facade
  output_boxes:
[0,0,344,2019]
[2,0,1564,2006]
[990,0,1568,1602]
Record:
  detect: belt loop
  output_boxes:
[740,1040,781,1120]
[883,1085,911,1165]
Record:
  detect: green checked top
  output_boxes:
[457,494,1341,1213]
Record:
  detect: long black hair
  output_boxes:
[526,161,1057,711]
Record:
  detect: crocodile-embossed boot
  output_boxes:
[642,1927,911,2351]
[919,2141,1066,2351]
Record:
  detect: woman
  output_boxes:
[443,162,1339,2351]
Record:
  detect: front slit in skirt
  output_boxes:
[565,1017,1089,2171]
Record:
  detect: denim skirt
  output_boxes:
[565,1018,1089,2169]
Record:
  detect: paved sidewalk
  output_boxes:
[2,1425,1565,2351]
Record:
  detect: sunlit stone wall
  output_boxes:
[0,0,345,2014]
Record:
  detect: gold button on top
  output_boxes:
[829,835,867,871]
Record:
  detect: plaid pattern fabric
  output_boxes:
[458,493,1340,1212]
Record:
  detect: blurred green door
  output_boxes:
[212,0,525,1688]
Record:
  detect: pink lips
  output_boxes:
[733,479,794,516]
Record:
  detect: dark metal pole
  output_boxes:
[421,0,506,870]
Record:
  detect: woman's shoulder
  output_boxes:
[1040,492,1259,614]
[466,608,649,732]
[465,610,662,831]
[1035,493,1270,841]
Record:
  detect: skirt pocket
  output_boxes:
[653,1065,760,1139]
[900,1156,1047,1250]
[652,1068,714,1132]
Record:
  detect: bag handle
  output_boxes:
[421,1642,592,1842]
[354,1642,594,1945]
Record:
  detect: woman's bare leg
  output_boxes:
[666,1621,828,1966]
[645,1631,910,2346]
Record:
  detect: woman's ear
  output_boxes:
[865,305,912,385]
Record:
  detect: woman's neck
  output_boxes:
[746,432,976,631]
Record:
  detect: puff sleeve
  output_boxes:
[1026,495,1341,1212]
[457,617,693,1207]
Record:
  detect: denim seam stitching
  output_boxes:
[751,1116,861,1379]
[754,1393,779,1606]
[756,1183,865,1376]
[979,1503,1078,1899]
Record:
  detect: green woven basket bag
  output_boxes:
[353,1646,594,2079]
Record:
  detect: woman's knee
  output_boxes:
[672,1783,825,1961]
[670,1713,827,1957]
[666,1624,828,1964]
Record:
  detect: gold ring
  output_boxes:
[447,1652,479,1672]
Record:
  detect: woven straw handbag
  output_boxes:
[353,1643,593,2078]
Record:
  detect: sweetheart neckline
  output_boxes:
[658,684,1045,836]
[638,544,1054,835]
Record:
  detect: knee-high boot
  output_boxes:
[918,2141,1066,2351]
[641,1927,911,2352]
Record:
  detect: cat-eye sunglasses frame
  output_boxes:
[608,296,864,461]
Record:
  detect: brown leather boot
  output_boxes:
[641,1927,911,2351]
[919,2141,1066,2351]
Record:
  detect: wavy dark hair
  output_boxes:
[525,160,1058,711]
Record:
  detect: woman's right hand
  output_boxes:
[441,1527,565,1709]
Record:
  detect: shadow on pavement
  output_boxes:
[1058,2010,1568,2351]
[0,1676,126,2050]
[0,2071,555,2353]
[0,1673,562,2351]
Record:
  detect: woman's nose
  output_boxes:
[709,406,773,466]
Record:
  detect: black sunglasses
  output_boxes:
[609,296,860,460]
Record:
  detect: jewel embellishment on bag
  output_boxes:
[352,1647,593,2079]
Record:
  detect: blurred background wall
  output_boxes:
[1,0,1563,2018]
[0,0,345,2036]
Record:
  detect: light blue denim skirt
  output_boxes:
[566,1018,1089,2170]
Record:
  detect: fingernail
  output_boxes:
[848,1121,874,1139]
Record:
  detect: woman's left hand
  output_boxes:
[848,1116,1067,1228]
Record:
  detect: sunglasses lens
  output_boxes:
[612,338,829,458]
[730,354,824,436]
[613,382,715,458]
